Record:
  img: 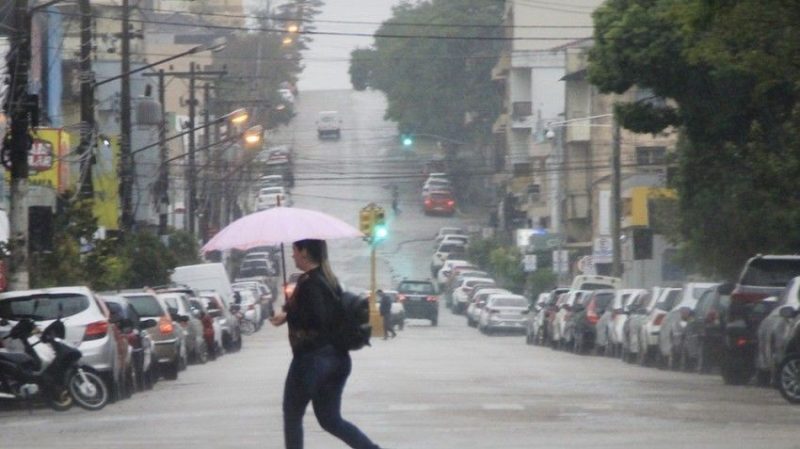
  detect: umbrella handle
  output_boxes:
[280,242,288,291]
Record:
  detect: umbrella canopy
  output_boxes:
[201,206,363,253]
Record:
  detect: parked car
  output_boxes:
[187,296,222,360]
[435,227,465,243]
[467,288,511,328]
[436,259,474,290]
[658,282,718,369]
[600,289,647,357]
[545,292,570,348]
[570,289,616,354]
[232,289,263,331]
[722,255,800,385]
[423,191,456,216]
[637,287,682,366]
[621,290,656,363]
[198,290,242,352]
[158,292,208,364]
[232,279,275,320]
[755,276,800,386]
[101,294,157,391]
[451,277,496,314]
[316,110,342,139]
[682,283,731,373]
[526,288,569,346]
[118,291,187,380]
[439,234,469,247]
[259,174,284,189]
[397,279,439,326]
[552,290,590,349]
[430,241,466,277]
[478,294,529,334]
[570,275,622,291]
[0,287,130,401]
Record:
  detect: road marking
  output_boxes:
[482,403,525,411]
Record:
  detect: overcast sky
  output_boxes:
[292,0,402,91]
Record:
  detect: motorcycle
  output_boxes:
[0,317,109,411]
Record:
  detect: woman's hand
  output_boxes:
[269,311,287,327]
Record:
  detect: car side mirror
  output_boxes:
[139,318,157,330]
[779,306,798,319]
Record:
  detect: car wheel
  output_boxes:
[777,353,800,404]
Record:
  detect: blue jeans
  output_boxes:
[283,345,380,449]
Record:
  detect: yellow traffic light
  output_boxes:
[359,208,374,238]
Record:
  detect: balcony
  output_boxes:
[492,52,511,81]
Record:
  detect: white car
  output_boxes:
[552,290,590,347]
[436,259,472,287]
[439,234,470,248]
[233,289,263,329]
[607,288,649,356]
[478,294,529,334]
[259,174,284,189]
[435,227,465,243]
[451,277,496,314]
[257,186,290,209]
[316,110,341,139]
[638,287,682,365]
[466,288,510,327]
[430,241,466,276]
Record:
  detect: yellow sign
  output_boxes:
[28,128,71,192]
[93,136,120,230]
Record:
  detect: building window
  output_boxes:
[636,146,666,166]
[527,184,540,203]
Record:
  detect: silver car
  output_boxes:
[478,294,529,334]
[0,286,127,400]
[159,292,208,364]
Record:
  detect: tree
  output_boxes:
[350,0,504,142]
[588,0,800,279]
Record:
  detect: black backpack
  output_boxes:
[321,279,372,351]
[334,290,372,351]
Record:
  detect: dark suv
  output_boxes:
[722,255,800,384]
[397,280,439,326]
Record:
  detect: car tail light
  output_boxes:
[446,200,455,206]
[424,199,432,206]
[83,320,109,341]
[426,295,438,302]
[587,308,599,325]
[735,337,749,347]
[397,294,406,302]
[159,316,174,335]
[653,313,665,326]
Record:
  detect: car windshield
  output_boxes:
[399,282,435,294]
[593,292,615,310]
[741,258,800,287]
[125,295,164,318]
[581,282,616,291]
[492,297,527,308]
[160,295,183,313]
[0,293,89,321]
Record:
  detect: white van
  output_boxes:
[570,274,622,291]
[316,111,341,139]
[171,263,235,306]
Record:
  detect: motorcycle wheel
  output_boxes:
[68,368,109,411]
[46,387,73,411]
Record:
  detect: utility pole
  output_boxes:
[78,0,94,198]
[6,0,33,290]
[119,0,134,231]
[156,69,168,236]
[199,81,211,240]
[187,62,196,235]
[611,119,622,278]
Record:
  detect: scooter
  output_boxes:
[0,317,109,411]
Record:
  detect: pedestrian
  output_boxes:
[269,239,385,449]
[378,289,397,340]
[391,185,399,215]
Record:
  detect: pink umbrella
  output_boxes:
[201,206,364,286]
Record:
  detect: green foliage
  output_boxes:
[121,232,176,289]
[349,47,375,91]
[525,268,558,302]
[350,0,504,142]
[167,230,201,266]
[489,246,525,291]
[467,237,501,272]
[589,0,800,279]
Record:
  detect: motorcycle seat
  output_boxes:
[0,351,34,366]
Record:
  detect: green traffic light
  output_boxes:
[374,225,388,240]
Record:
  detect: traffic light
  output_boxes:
[372,208,388,241]
[359,208,374,238]
[400,134,414,148]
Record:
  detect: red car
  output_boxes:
[423,191,456,216]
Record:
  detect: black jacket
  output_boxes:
[285,267,341,354]
[379,293,392,316]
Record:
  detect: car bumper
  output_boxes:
[403,301,438,319]
[78,336,115,373]
[152,338,180,363]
